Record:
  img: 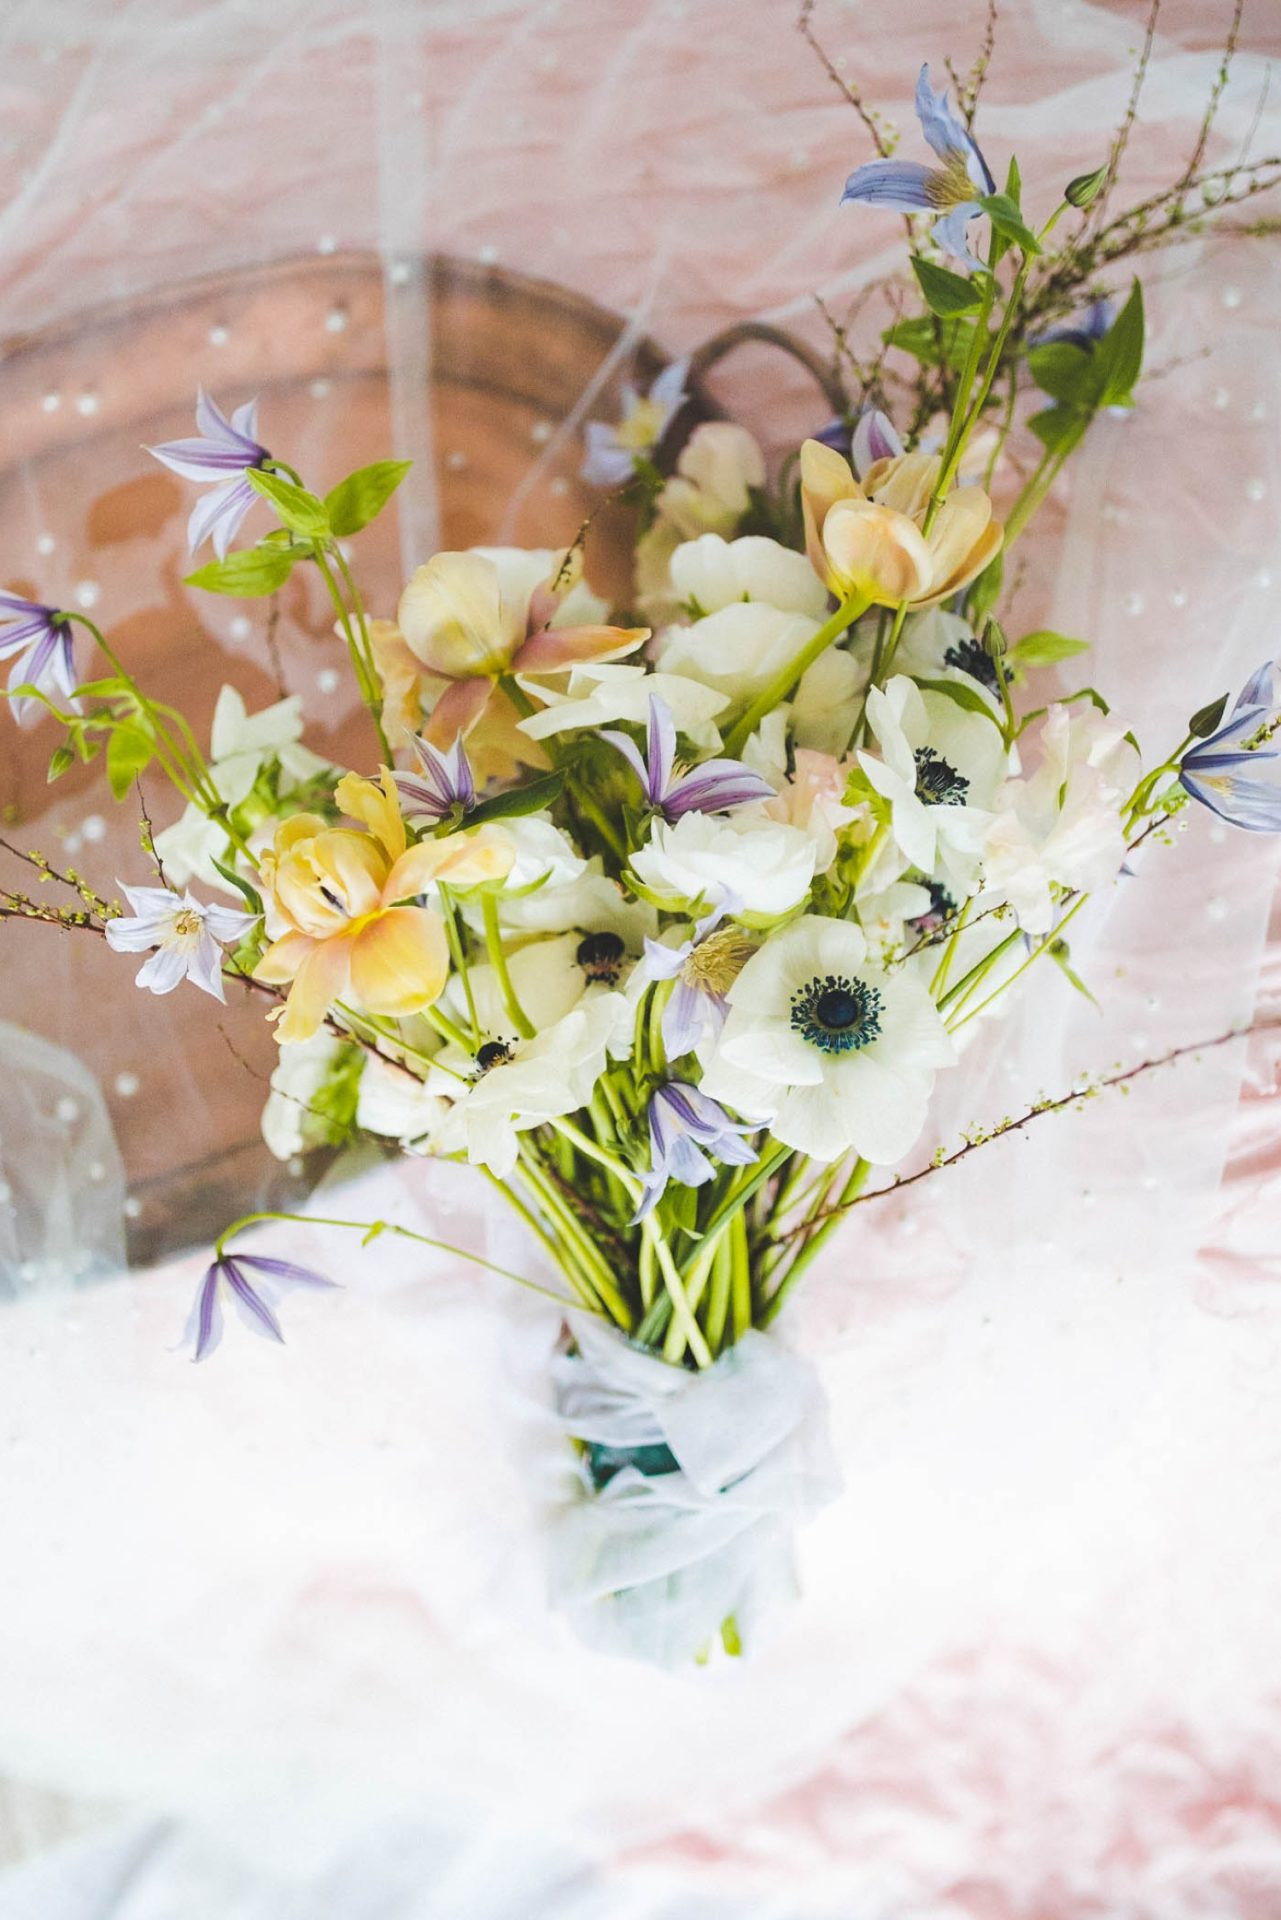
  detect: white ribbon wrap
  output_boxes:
[548,1319,841,1666]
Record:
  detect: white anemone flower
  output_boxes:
[700,914,954,1163]
[433,991,630,1176]
[984,704,1137,934]
[861,676,1008,891]
[515,661,727,750]
[743,711,861,875]
[854,607,1003,715]
[630,811,817,924]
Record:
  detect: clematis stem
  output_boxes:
[437,882,481,1044]
[930,894,974,997]
[723,591,868,758]
[949,894,1088,1031]
[313,543,393,763]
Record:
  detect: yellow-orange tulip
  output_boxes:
[799,438,1002,611]
[255,769,514,1043]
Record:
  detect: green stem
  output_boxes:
[760,1157,869,1327]
[723,592,868,758]
[481,891,535,1039]
[949,894,1088,1032]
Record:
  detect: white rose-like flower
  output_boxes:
[515,661,727,750]
[984,705,1137,933]
[356,1054,448,1148]
[658,424,766,539]
[700,914,954,1163]
[657,602,821,709]
[669,533,830,621]
[630,811,817,923]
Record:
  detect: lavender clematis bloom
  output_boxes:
[1179,662,1281,832]
[841,65,996,268]
[148,389,270,558]
[104,882,257,1001]
[580,358,690,487]
[185,1251,338,1363]
[393,733,476,821]
[851,407,906,480]
[633,1082,757,1221]
[0,592,78,726]
[641,901,743,1060]
[602,694,774,821]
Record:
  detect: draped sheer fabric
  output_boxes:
[2,0,1281,1913]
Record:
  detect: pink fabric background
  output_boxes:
[2,2,1281,1914]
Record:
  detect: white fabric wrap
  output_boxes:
[548,1318,841,1666]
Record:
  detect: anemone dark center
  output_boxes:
[474,1038,516,1075]
[907,879,957,936]
[943,636,1003,690]
[576,930,626,983]
[914,746,970,807]
[790,972,883,1055]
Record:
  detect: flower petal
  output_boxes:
[423,674,495,751]
[275,934,356,1043]
[840,159,938,212]
[350,906,451,1017]
[513,624,648,674]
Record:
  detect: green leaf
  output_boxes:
[1095,278,1144,408]
[979,192,1042,255]
[1004,154,1023,206]
[914,676,1003,721]
[212,858,264,915]
[966,547,1005,623]
[47,744,75,782]
[910,256,983,317]
[466,771,565,825]
[245,468,330,539]
[185,545,298,597]
[884,313,978,372]
[1188,692,1229,738]
[73,675,132,702]
[105,724,154,800]
[1027,406,1088,455]
[1026,339,1095,404]
[325,459,413,538]
[1009,629,1091,668]
[1065,165,1109,209]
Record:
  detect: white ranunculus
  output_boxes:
[356,1054,447,1147]
[669,533,830,621]
[433,992,630,1176]
[700,914,954,1163]
[630,811,817,923]
[657,423,766,540]
[516,662,727,749]
[861,676,1008,891]
[493,815,587,894]
[984,705,1137,934]
[495,860,656,944]
[260,1031,343,1161]
[657,602,821,708]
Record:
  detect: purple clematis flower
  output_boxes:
[602,694,774,821]
[1032,297,1114,352]
[1179,662,1281,832]
[104,882,257,1000]
[841,65,996,268]
[393,733,476,821]
[641,901,753,1060]
[185,1251,338,1362]
[148,389,270,558]
[580,358,690,487]
[0,592,78,726]
[633,1081,757,1221]
[851,407,906,480]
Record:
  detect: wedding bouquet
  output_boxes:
[5,41,1280,1666]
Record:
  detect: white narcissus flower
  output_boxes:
[700,914,954,1163]
[515,661,727,749]
[984,705,1138,934]
[861,676,1008,890]
[886,606,1004,712]
[433,992,631,1176]
[630,811,817,924]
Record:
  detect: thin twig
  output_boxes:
[797,0,892,157]
[1176,0,1244,193]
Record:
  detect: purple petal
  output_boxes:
[661,978,706,1060]
[0,615,55,656]
[0,591,53,618]
[664,760,775,817]
[851,408,904,479]
[647,694,677,800]
[915,64,994,193]
[931,205,983,268]
[663,1132,716,1188]
[236,1253,338,1291]
[649,356,690,415]
[149,439,253,482]
[230,397,262,445]
[1180,769,1281,832]
[223,1258,286,1344]
[1234,661,1275,715]
[642,934,690,982]
[196,387,263,460]
[841,159,937,212]
[579,424,634,488]
[392,772,450,821]
[600,726,653,799]
[185,1265,225,1363]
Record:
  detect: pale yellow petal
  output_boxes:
[254,929,317,985]
[349,907,449,1017]
[274,933,356,1044]
[382,824,515,903]
[821,499,933,607]
[864,450,940,518]
[799,438,864,589]
[917,491,1000,606]
[335,768,407,864]
[397,552,523,678]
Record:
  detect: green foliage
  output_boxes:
[246,468,331,539]
[1008,629,1091,669]
[979,192,1042,256]
[186,545,297,597]
[212,857,264,915]
[1065,165,1108,209]
[467,771,565,826]
[915,675,1003,721]
[966,547,1005,623]
[910,256,984,317]
[325,460,413,537]
[308,1046,366,1149]
[46,744,75,782]
[884,313,979,372]
[105,723,154,799]
[1026,279,1145,455]
[1047,938,1099,1009]
[1188,693,1229,738]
